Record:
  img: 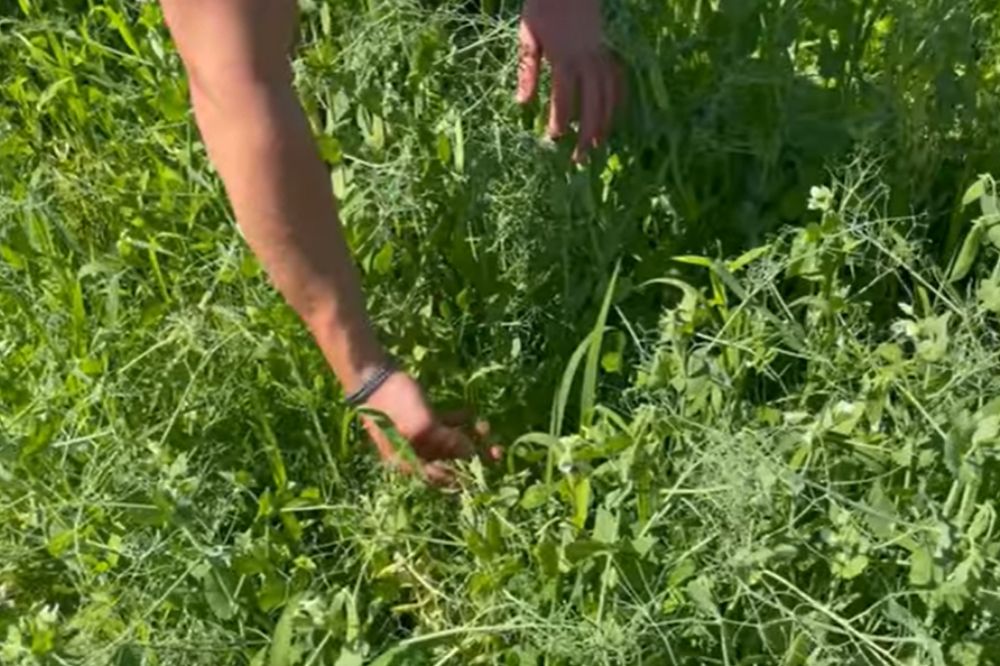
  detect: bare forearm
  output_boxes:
[190,79,385,392]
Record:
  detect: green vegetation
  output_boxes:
[2,0,1000,663]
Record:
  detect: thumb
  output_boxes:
[516,20,541,104]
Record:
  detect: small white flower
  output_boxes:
[808,186,834,212]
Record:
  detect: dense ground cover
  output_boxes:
[2,0,1000,663]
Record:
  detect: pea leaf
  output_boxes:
[910,547,933,586]
[961,176,987,207]
[369,646,409,666]
[202,564,238,620]
[269,594,302,666]
[593,506,618,544]
[334,649,363,666]
[686,576,717,617]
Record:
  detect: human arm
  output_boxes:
[158,0,479,480]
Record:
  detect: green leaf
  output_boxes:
[668,560,697,588]
[0,244,27,270]
[599,330,626,374]
[202,564,239,620]
[535,539,560,577]
[334,648,363,666]
[910,547,933,586]
[317,135,343,164]
[269,594,302,666]
[369,114,385,151]
[511,432,561,480]
[686,576,717,617]
[319,3,331,36]
[436,133,451,166]
[967,504,995,543]
[373,243,394,275]
[255,409,288,491]
[949,642,984,666]
[836,554,869,580]
[962,176,987,207]
[727,243,772,272]
[46,529,74,558]
[647,59,670,111]
[485,515,502,554]
[973,415,999,446]
[988,223,1000,250]
[369,645,409,666]
[94,7,142,56]
[257,575,288,612]
[564,539,612,563]
[35,76,73,112]
[630,536,657,557]
[710,260,748,301]
[672,254,713,268]
[982,191,999,217]
[593,506,618,544]
[780,632,810,666]
[520,483,554,510]
[978,276,1000,314]
[550,334,592,440]
[112,645,142,666]
[864,482,897,539]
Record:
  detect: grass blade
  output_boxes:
[550,333,593,438]
[581,262,620,430]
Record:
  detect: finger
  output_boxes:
[548,62,576,139]
[599,57,618,143]
[441,412,490,442]
[422,462,455,487]
[611,58,625,119]
[574,62,602,162]
[516,21,542,104]
[415,424,475,461]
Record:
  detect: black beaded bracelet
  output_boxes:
[345,363,396,407]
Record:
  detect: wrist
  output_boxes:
[304,305,390,394]
[345,360,398,407]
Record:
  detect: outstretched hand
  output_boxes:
[516,0,623,161]
[360,372,500,485]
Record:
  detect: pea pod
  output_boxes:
[949,220,985,282]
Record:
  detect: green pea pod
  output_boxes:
[950,221,985,282]
[356,407,421,470]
